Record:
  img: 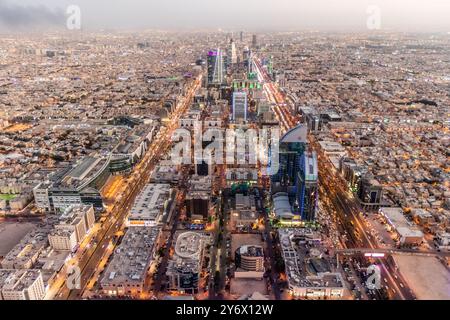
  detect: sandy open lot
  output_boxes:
[394,255,450,300]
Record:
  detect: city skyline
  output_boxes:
[0,0,449,306]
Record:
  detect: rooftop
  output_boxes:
[1,225,53,269]
[128,183,171,225]
[0,269,42,293]
[174,232,204,260]
[237,245,264,257]
[100,227,160,287]
[278,228,344,290]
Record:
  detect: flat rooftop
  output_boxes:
[379,207,424,238]
[59,204,92,225]
[128,184,171,223]
[0,269,42,293]
[1,225,53,269]
[237,245,264,257]
[100,227,160,287]
[174,232,204,260]
[278,228,344,289]
[66,157,100,180]
[318,140,346,153]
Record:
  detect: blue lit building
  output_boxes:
[271,125,307,188]
[207,49,225,86]
[296,152,319,221]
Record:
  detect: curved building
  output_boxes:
[174,232,204,260]
[271,124,307,188]
[167,232,209,294]
[235,245,264,272]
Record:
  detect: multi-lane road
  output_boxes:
[313,146,415,300]
[51,76,201,300]
[253,55,418,300]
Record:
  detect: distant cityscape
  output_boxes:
[0,29,449,301]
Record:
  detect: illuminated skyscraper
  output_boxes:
[271,125,308,187]
[207,48,225,85]
[243,47,253,74]
[296,152,319,221]
[228,39,237,66]
[232,91,248,122]
[248,50,254,74]
[231,40,237,65]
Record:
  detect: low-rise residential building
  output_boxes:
[379,207,424,246]
[1,226,53,269]
[0,269,46,300]
[48,204,95,251]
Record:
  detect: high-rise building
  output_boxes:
[248,50,254,74]
[252,34,257,48]
[242,47,253,74]
[207,49,225,86]
[232,91,248,122]
[271,125,308,188]
[185,175,211,221]
[186,197,209,220]
[267,55,273,74]
[228,39,237,66]
[296,152,319,221]
[243,47,250,65]
[195,160,210,176]
[240,31,244,42]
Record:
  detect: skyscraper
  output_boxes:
[243,47,253,74]
[271,125,308,187]
[207,49,225,85]
[248,50,253,74]
[228,39,237,66]
[252,34,257,48]
[296,152,319,221]
[232,91,248,122]
[240,31,244,42]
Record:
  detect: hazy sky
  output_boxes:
[1,0,450,32]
